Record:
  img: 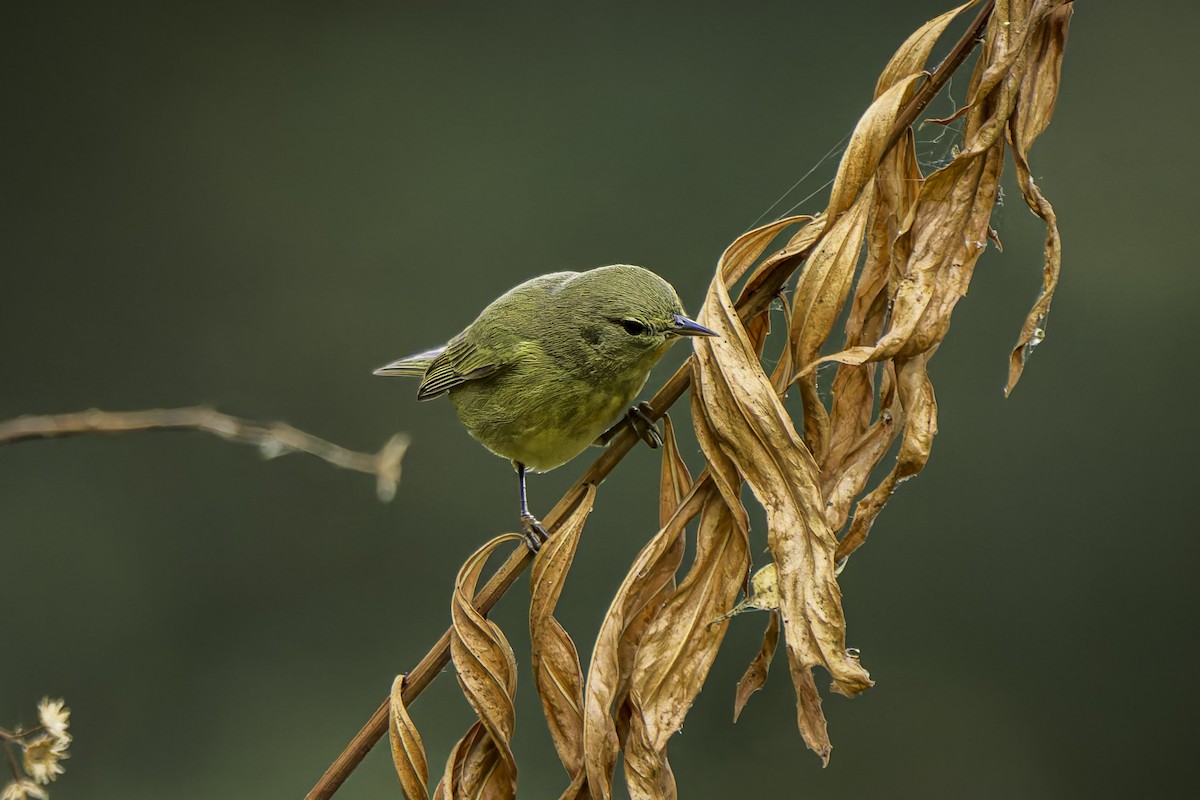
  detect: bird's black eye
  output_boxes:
[621,319,647,336]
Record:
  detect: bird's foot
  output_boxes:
[520,512,549,554]
[627,402,663,449]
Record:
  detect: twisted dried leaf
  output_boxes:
[875,2,977,99]
[720,216,812,289]
[689,366,751,543]
[739,219,831,458]
[790,185,877,371]
[689,221,801,530]
[693,268,871,763]
[582,484,706,800]
[792,661,833,763]
[623,489,748,797]
[789,186,876,463]
[530,486,597,783]
[435,725,500,800]
[436,534,523,800]
[658,415,693,527]
[784,78,926,465]
[820,123,919,455]
[827,75,923,223]
[817,133,920,533]
[1010,1,1072,146]
[835,354,938,562]
[733,613,781,723]
[1006,1,1072,394]
[1005,163,1059,396]
[607,415,697,757]
[389,674,431,800]
[739,217,828,316]
[821,368,901,536]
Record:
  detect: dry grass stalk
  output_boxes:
[339,1,1076,796]
[0,406,410,502]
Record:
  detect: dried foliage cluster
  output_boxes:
[377,1,1072,797]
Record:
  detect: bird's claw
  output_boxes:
[628,402,663,449]
[520,512,549,554]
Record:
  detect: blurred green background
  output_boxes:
[2,1,1194,798]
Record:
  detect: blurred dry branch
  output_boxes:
[0,407,410,501]
[315,0,1074,797]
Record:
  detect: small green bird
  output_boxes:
[374,264,715,551]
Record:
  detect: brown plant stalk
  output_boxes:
[305,4,1009,796]
[0,406,410,501]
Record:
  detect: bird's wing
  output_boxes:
[412,271,577,400]
[416,336,505,400]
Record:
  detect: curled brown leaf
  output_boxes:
[436,534,523,800]
[658,415,693,527]
[826,76,923,223]
[693,265,871,763]
[788,187,875,463]
[875,2,977,99]
[582,484,707,800]
[835,354,938,563]
[1006,1,1072,394]
[529,485,597,783]
[733,613,781,723]
[389,674,430,800]
[623,489,748,797]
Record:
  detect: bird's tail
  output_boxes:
[372,346,445,378]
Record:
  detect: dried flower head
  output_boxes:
[0,779,48,800]
[35,699,69,744]
[21,736,68,785]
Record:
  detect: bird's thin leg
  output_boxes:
[515,461,548,554]
[595,401,663,449]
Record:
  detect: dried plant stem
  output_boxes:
[307,4,998,796]
[0,406,410,501]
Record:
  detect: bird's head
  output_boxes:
[561,265,716,379]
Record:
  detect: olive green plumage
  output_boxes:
[374,264,713,473]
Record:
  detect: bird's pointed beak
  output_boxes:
[669,313,718,338]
